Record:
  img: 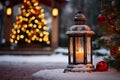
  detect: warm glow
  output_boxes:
[47,41,50,44]
[26,30,29,33]
[11,35,15,39]
[43,26,48,30]
[36,6,40,10]
[20,35,24,39]
[31,16,35,20]
[33,24,37,28]
[9,0,50,45]
[6,7,12,16]
[27,1,30,5]
[13,31,16,34]
[24,0,27,3]
[52,8,58,17]
[27,40,31,43]
[21,28,25,32]
[35,19,38,23]
[41,19,47,24]
[34,2,38,6]
[15,40,18,44]
[17,36,20,40]
[23,25,27,28]
[22,9,26,13]
[14,24,18,29]
[10,39,13,43]
[39,14,44,18]
[76,51,84,62]
[38,25,42,28]
[19,16,22,19]
[28,33,32,36]
[118,47,120,51]
[36,29,39,32]
[40,33,43,37]
[26,13,30,17]
[28,23,33,27]
[41,9,44,13]
[32,37,35,41]
[17,30,20,33]
[39,38,42,42]
[43,36,48,41]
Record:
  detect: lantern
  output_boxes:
[52,8,58,17]
[64,11,95,72]
[6,6,12,16]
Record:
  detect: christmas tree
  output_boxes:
[98,0,120,71]
[9,0,50,45]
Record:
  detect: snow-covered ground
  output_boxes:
[0,48,109,67]
[33,69,120,80]
[0,48,117,80]
[0,54,105,68]
[31,48,119,80]
[0,54,67,63]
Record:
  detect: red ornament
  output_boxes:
[98,14,106,25]
[96,61,108,72]
[110,49,116,55]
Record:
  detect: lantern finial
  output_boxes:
[74,11,87,25]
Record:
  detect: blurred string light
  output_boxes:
[9,0,50,45]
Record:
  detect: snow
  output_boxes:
[0,54,67,63]
[54,47,68,55]
[0,54,104,66]
[32,69,120,80]
[0,54,105,69]
[0,48,107,66]
[0,48,118,80]
[93,48,110,55]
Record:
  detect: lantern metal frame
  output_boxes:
[64,11,95,72]
[66,25,94,65]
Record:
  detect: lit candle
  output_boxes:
[76,51,84,63]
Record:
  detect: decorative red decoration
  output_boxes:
[96,61,108,72]
[110,49,116,55]
[97,14,106,25]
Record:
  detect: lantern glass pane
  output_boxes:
[75,37,84,63]
[86,37,91,63]
[69,37,73,63]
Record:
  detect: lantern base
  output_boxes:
[64,64,95,73]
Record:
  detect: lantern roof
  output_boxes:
[66,11,95,36]
[66,25,95,36]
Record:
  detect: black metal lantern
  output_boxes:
[64,11,95,72]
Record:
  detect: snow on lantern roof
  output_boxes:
[66,11,95,36]
[66,25,95,36]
